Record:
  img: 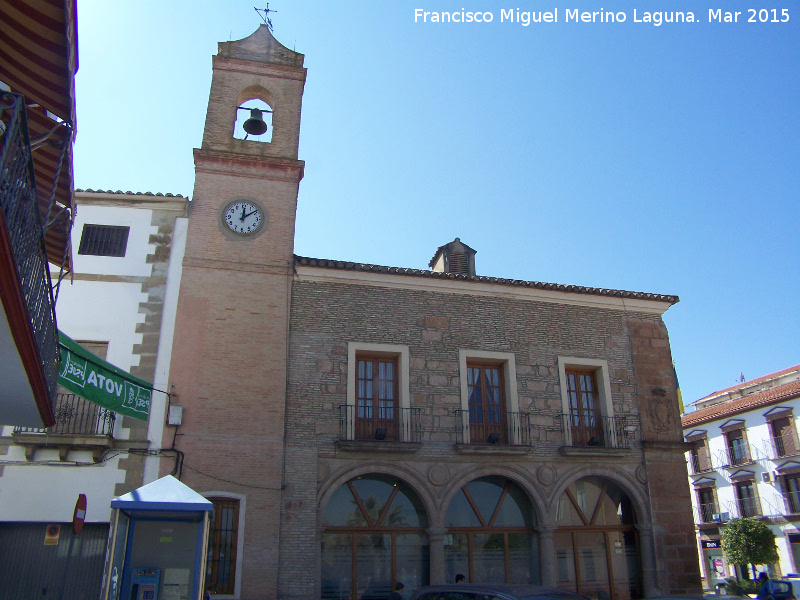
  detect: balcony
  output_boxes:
[0,92,60,427]
[12,392,116,461]
[558,413,637,456]
[719,446,754,468]
[770,432,800,460]
[688,452,714,475]
[694,502,718,524]
[337,405,421,452]
[454,409,531,450]
[735,496,762,519]
[783,491,800,515]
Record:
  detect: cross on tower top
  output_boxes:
[254,4,277,32]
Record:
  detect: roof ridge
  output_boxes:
[293,254,680,304]
[75,188,188,199]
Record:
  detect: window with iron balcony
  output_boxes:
[342,343,415,445]
[456,350,523,446]
[557,357,630,450]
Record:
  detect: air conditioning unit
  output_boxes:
[763,472,774,483]
[712,512,730,523]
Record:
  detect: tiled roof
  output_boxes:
[294,255,680,304]
[682,379,800,428]
[694,364,800,404]
[75,189,188,199]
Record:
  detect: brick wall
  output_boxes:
[276,276,701,598]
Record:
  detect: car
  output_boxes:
[408,583,592,600]
[765,579,797,600]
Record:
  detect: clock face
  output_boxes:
[223,201,263,235]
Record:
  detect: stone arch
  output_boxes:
[318,462,436,530]
[438,464,547,530]
[318,466,434,599]
[546,464,650,526]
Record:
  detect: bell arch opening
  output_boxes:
[233,97,273,142]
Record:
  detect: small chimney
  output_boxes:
[429,238,476,276]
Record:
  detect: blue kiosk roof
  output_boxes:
[111,475,212,512]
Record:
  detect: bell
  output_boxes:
[242,108,268,136]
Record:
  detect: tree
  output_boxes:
[721,517,779,580]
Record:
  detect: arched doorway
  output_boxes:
[321,474,429,600]
[553,476,642,600]
[444,476,539,584]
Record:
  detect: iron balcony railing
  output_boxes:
[13,392,115,436]
[695,502,718,524]
[454,409,531,446]
[559,413,634,449]
[719,445,753,468]
[338,405,421,443]
[688,451,714,475]
[0,92,59,409]
[734,496,762,519]
[770,431,800,459]
[784,491,800,514]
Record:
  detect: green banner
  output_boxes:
[57,331,152,421]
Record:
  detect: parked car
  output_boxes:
[764,580,797,600]
[409,583,592,600]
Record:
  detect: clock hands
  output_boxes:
[237,205,259,222]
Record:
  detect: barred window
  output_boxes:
[206,497,239,595]
[78,224,130,257]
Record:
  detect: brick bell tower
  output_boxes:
[163,25,305,599]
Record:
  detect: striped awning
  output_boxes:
[0,0,78,272]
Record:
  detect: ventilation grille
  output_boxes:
[449,252,469,274]
[78,225,130,257]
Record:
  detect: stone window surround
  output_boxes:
[720,419,752,466]
[557,357,614,446]
[457,349,520,444]
[346,342,411,441]
[685,430,712,474]
[693,480,720,523]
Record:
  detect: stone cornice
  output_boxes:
[193,148,304,182]
[294,264,675,315]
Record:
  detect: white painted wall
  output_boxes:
[0,198,188,523]
[686,394,800,580]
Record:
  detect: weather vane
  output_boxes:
[255,4,277,32]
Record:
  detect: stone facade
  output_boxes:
[159,24,700,600]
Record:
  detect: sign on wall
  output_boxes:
[57,331,152,421]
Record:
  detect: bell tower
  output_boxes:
[163,26,305,599]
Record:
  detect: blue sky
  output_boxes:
[72,1,799,407]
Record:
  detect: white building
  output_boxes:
[682,365,800,587]
[0,190,188,598]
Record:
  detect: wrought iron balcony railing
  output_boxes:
[718,446,753,468]
[13,392,115,436]
[783,491,800,514]
[695,502,718,524]
[0,92,59,409]
[688,452,714,475]
[558,413,635,449]
[454,409,531,445]
[770,431,800,459]
[338,405,421,443]
[735,496,762,519]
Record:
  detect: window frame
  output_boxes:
[783,474,800,514]
[354,354,400,441]
[458,350,519,444]
[557,357,614,446]
[346,343,410,441]
[204,494,245,598]
[734,479,760,518]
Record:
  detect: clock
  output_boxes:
[220,199,267,237]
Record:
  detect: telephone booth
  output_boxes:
[99,475,212,600]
